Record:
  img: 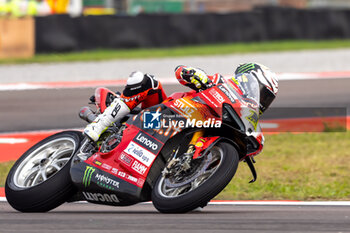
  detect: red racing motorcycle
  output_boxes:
[6,74,261,213]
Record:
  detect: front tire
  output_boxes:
[5,131,83,212]
[152,142,239,213]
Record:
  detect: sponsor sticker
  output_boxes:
[94,160,102,166]
[133,132,162,154]
[119,152,134,166]
[218,84,237,103]
[83,166,119,190]
[118,171,126,178]
[209,89,225,104]
[82,192,119,203]
[102,163,112,171]
[83,166,95,187]
[95,173,120,190]
[111,168,118,175]
[124,141,156,167]
[246,109,259,130]
[137,178,145,187]
[173,99,196,117]
[127,174,138,183]
[114,169,143,187]
[131,160,147,175]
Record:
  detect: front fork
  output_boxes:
[165,131,258,183]
[163,130,205,175]
[186,130,205,154]
[188,131,258,183]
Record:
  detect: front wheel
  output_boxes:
[152,142,239,213]
[5,131,83,212]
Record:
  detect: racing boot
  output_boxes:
[84,98,130,142]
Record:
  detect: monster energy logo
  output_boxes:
[237,63,256,74]
[83,166,95,187]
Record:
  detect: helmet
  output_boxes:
[235,63,278,114]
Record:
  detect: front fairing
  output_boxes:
[223,75,264,156]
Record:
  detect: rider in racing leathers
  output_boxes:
[84,63,279,155]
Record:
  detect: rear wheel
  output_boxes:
[152,142,239,213]
[5,131,83,212]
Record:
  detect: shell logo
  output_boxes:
[195,141,204,148]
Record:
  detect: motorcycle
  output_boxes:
[5,74,261,213]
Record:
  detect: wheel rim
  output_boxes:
[158,146,224,198]
[13,137,76,188]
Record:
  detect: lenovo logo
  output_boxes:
[133,132,162,154]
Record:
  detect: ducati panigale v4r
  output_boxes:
[6,74,262,213]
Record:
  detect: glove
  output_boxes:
[182,68,209,89]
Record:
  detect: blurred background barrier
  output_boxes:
[35,6,350,53]
[0,17,34,58]
[2,0,350,54]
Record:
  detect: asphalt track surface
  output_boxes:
[1,78,350,132]
[1,202,350,233]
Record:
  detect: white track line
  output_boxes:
[208,201,350,206]
[0,138,28,144]
[0,128,82,136]
[0,83,47,91]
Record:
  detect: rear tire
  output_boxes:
[152,142,239,213]
[5,131,83,212]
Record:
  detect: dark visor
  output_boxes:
[259,83,275,113]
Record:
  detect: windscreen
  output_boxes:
[234,73,260,109]
[226,73,261,134]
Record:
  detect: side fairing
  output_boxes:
[71,92,223,204]
[70,103,189,204]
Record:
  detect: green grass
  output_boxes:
[2,39,350,65]
[216,132,350,201]
[0,161,14,187]
[1,132,349,200]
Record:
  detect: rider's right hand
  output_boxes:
[182,68,210,90]
[181,68,195,81]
